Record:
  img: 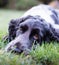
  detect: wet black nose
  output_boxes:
[12,48,23,54]
[11,44,26,54]
[11,42,23,54]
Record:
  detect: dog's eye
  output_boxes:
[29,29,39,39]
[33,34,39,40]
[20,25,28,33]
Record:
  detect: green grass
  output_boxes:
[30,43,59,65]
[0,9,59,65]
[0,43,59,65]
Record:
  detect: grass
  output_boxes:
[0,9,59,65]
[0,43,59,65]
[30,43,59,65]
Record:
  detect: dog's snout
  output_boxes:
[12,45,28,54]
[12,47,23,54]
[11,41,28,54]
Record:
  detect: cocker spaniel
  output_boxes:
[5,4,59,54]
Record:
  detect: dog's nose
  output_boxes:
[11,43,27,53]
[12,47,23,54]
[12,46,30,55]
[12,44,23,54]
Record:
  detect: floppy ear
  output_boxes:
[8,18,24,42]
[8,15,33,42]
[47,25,59,42]
[8,19,17,42]
[42,24,59,43]
[35,19,51,44]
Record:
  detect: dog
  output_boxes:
[5,4,59,55]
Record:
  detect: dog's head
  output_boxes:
[5,16,51,54]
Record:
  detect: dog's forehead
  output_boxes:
[24,18,36,23]
[19,18,37,27]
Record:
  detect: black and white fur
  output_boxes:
[5,4,59,54]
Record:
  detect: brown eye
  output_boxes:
[20,25,28,33]
[33,34,39,40]
[29,29,39,39]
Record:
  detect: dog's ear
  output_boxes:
[42,24,59,43]
[8,15,32,42]
[8,15,34,42]
[8,19,17,42]
[34,19,50,44]
[8,18,22,41]
[47,25,59,42]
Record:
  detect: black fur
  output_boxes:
[5,15,59,54]
[5,4,59,54]
[8,16,59,43]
